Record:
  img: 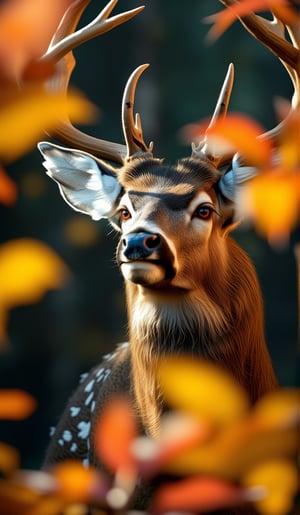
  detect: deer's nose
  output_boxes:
[122,232,161,260]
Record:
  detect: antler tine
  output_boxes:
[41,0,145,165]
[192,62,234,166]
[218,0,300,140]
[43,0,145,63]
[122,64,154,160]
[219,0,299,70]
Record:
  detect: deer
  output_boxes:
[36,0,299,509]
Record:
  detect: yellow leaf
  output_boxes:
[161,387,299,480]
[158,357,249,426]
[0,85,96,162]
[0,238,69,343]
[0,389,36,420]
[0,238,68,307]
[253,389,300,428]
[238,169,300,246]
[243,460,299,515]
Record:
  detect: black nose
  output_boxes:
[122,232,161,260]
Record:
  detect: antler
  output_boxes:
[218,0,300,138]
[41,0,151,164]
[191,62,235,167]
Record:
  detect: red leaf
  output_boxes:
[0,165,17,206]
[152,476,247,513]
[94,397,137,473]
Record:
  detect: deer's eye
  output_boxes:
[120,208,131,221]
[193,204,215,220]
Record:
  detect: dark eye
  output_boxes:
[120,208,131,221]
[193,204,214,220]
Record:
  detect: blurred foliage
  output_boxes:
[0,358,298,514]
[0,0,298,491]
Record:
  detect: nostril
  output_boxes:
[122,238,127,248]
[144,234,161,250]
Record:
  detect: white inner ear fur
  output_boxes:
[38,141,122,221]
[219,154,258,201]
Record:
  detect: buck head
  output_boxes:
[39,144,232,291]
[38,64,257,296]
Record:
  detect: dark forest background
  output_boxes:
[0,0,298,469]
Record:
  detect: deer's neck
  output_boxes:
[126,283,232,437]
[123,237,277,437]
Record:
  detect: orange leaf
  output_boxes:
[0,389,36,420]
[53,461,107,503]
[152,476,247,513]
[94,397,137,473]
[0,165,17,206]
[0,442,20,474]
[205,0,298,41]
[0,84,96,163]
[182,113,272,167]
[207,114,272,167]
[0,0,73,81]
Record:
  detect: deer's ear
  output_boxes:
[38,142,122,221]
[219,154,258,202]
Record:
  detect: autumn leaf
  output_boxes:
[158,357,249,426]
[0,479,41,515]
[243,460,299,515]
[94,397,137,474]
[0,85,96,163]
[133,413,212,479]
[162,386,299,481]
[0,390,36,420]
[53,461,108,504]
[0,165,17,206]
[238,168,300,246]
[276,99,300,169]
[234,102,300,245]
[0,0,73,82]
[0,238,69,343]
[152,476,248,513]
[205,0,299,42]
[183,113,272,168]
[0,442,20,475]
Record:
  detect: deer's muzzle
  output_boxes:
[118,231,175,286]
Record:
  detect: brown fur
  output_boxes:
[117,157,278,437]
